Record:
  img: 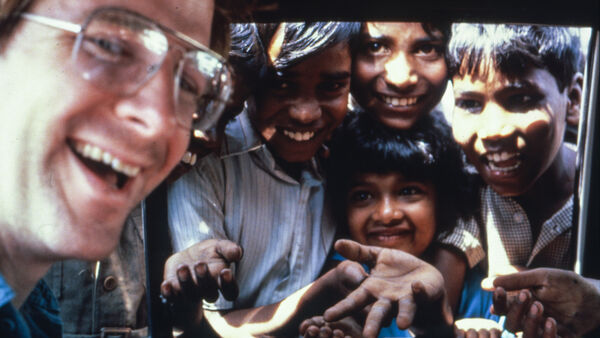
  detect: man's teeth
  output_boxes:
[383,96,418,107]
[485,151,521,171]
[74,141,141,177]
[282,129,315,141]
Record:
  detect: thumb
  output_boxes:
[216,240,243,262]
[334,239,381,267]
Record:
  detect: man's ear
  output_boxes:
[566,72,583,127]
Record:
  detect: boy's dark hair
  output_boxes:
[448,23,582,92]
[256,22,360,71]
[327,111,477,239]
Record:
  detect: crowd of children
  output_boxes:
[41,18,598,338]
[153,20,600,338]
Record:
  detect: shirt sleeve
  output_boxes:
[168,154,235,310]
[168,153,227,252]
[438,216,485,268]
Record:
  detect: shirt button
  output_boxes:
[103,276,118,291]
[513,212,524,223]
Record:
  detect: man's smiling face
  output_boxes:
[0,0,214,260]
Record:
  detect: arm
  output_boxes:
[491,268,600,337]
[432,244,467,311]
[202,260,368,337]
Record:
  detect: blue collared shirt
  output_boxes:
[0,272,62,337]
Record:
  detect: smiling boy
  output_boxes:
[0,0,235,335]
[448,24,600,336]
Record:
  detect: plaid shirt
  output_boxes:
[481,185,574,274]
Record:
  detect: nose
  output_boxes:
[288,96,322,125]
[372,195,403,225]
[475,103,517,153]
[383,52,418,89]
[113,57,178,137]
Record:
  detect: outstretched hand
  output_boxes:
[491,268,600,337]
[161,239,243,329]
[323,239,453,338]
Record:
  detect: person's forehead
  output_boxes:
[31,0,214,44]
[364,22,428,39]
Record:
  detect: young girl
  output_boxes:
[301,112,499,337]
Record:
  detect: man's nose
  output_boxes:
[383,52,418,89]
[288,97,322,124]
[113,57,179,137]
[372,196,403,225]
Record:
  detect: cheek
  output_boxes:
[352,58,379,89]
[452,113,477,149]
[421,61,448,87]
[347,208,369,244]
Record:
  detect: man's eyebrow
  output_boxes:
[502,79,539,91]
[321,71,351,80]
[359,32,393,44]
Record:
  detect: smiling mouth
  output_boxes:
[281,129,316,142]
[483,151,522,172]
[378,95,419,108]
[69,139,141,189]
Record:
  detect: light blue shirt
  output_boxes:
[168,110,336,310]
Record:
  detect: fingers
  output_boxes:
[334,239,381,267]
[523,301,544,338]
[219,268,239,301]
[178,265,201,301]
[542,317,558,338]
[491,287,508,315]
[324,287,371,322]
[493,269,546,291]
[216,240,243,263]
[504,289,532,333]
[396,296,416,329]
[362,300,392,338]
[193,262,219,302]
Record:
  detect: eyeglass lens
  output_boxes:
[71,8,232,131]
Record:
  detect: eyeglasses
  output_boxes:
[21,6,233,132]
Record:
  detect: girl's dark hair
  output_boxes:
[448,23,582,91]
[326,111,477,239]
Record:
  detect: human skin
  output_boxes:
[452,67,580,198]
[346,172,436,257]
[251,42,351,163]
[352,22,448,129]
[0,0,212,305]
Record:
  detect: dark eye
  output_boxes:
[179,74,199,94]
[399,186,423,196]
[362,41,388,56]
[415,43,443,59]
[455,98,483,114]
[81,36,131,63]
[349,190,373,203]
[318,80,349,95]
[505,93,541,111]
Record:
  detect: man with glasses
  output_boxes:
[0,0,240,336]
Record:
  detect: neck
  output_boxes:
[515,144,576,233]
[0,225,52,308]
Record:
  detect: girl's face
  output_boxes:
[352,22,448,130]
[346,172,436,257]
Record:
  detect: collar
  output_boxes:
[218,102,323,185]
[0,272,15,307]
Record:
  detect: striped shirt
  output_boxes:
[168,110,336,310]
[481,185,574,275]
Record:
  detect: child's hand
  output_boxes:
[324,239,453,338]
[160,239,243,329]
[454,318,503,338]
[491,268,600,337]
[300,316,363,338]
